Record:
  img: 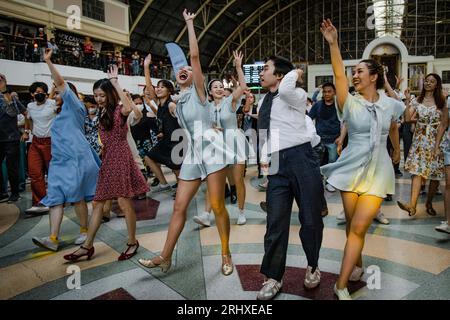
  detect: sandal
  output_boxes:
[397,201,416,216]
[426,202,437,216]
[118,240,139,261]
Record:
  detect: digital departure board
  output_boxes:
[243,64,264,85]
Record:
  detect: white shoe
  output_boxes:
[32,236,59,251]
[193,211,211,227]
[375,211,390,225]
[25,205,50,214]
[304,266,321,289]
[435,221,450,234]
[237,212,247,225]
[74,232,87,245]
[336,210,346,221]
[326,183,336,192]
[333,283,352,300]
[349,266,364,282]
[151,184,171,193]
[256,278,283,300]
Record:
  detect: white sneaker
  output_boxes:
[304,266,321,289]
[32,236,59,251]
[237,212,247,225]
[193,211,211,227]
[74,232,87,245]
[256,278,283,300]
[349,266,364,282]
[333,283,352,300]
[375,211,390,225]
[25,205,50,214]
[151,184,171,193]
[326,183,336,192]
[435,221,450,234]
[336,210,346,221]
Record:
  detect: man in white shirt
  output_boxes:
[24,82,58,214]
[256,56,324,300]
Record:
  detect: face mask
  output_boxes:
[88,107,97,115]
[34,93,46,103]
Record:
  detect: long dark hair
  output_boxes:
[417,73,446,110]
[359,59,385,90]
[93,79,120,131]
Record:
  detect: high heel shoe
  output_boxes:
[138,255,172,273]
[221,255,233,276]
[426,202,437,216]
[118,240,139,261]
[64,245,95,262]
[397,201,416,216]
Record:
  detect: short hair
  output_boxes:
[83,95,96,105]
[29,82,48,94]
[131,94,142,101]
[266,56,294,77]
[322,82,336,91]
[157,79,175,95]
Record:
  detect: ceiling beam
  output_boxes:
[130,0,155,34]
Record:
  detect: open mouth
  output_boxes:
[179,73,188,81]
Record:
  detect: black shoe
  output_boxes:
[385,194,393,202]
[224,183,230,198]
[171,183,178,189]
[151,178,160,187]
[0,193,9,203]
[395,171,403,178]
[260,201,267,213]
[7,193,21,203]
[230,186,237,204]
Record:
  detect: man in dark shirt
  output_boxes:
[0,74,27,203]
[308,82,341,163]
[308,82,341,192]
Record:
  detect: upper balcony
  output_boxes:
[0,0,130,47]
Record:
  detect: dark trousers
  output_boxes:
[260,143,324,281]
[0,140,20,195]
[402,123,413,161]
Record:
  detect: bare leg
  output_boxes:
[151,179,202,263]
[49,205,64,239]
[145,157,168,185]
[232,164,246,211]
[336,195,383,289]
[207,168,231,255]
[226,167,235,187]
[103,200,112,218]
[83,200,106,248]
[445,167,450,224]
[204,189,212,213]
[74,200,88,231]
[426,180,439,205]
[340,192,362,267]
[409,175,423,209]
[117,197,137,246]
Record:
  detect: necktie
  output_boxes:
[257,90,278,132]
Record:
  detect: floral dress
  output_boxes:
[404,101,445,180]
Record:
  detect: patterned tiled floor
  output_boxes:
[0,166,449,300]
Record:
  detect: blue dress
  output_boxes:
[210,95,254,164]
[175,86,228,180]
[321,93,405,198]
[40,85,100,206]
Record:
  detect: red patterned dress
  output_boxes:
[94,105,149,200]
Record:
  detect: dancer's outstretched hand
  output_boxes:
[183,9,196,22]
[144,53,152,68]
[233,50,243,69]
[107,64,119,84]
[43,48,53,62]
[320,19,338,45]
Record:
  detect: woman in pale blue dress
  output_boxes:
[193,51,254,227]
[434,100,450,234]
[32,48,100,252]
[138,9,235,276]
[320,20,405,299]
